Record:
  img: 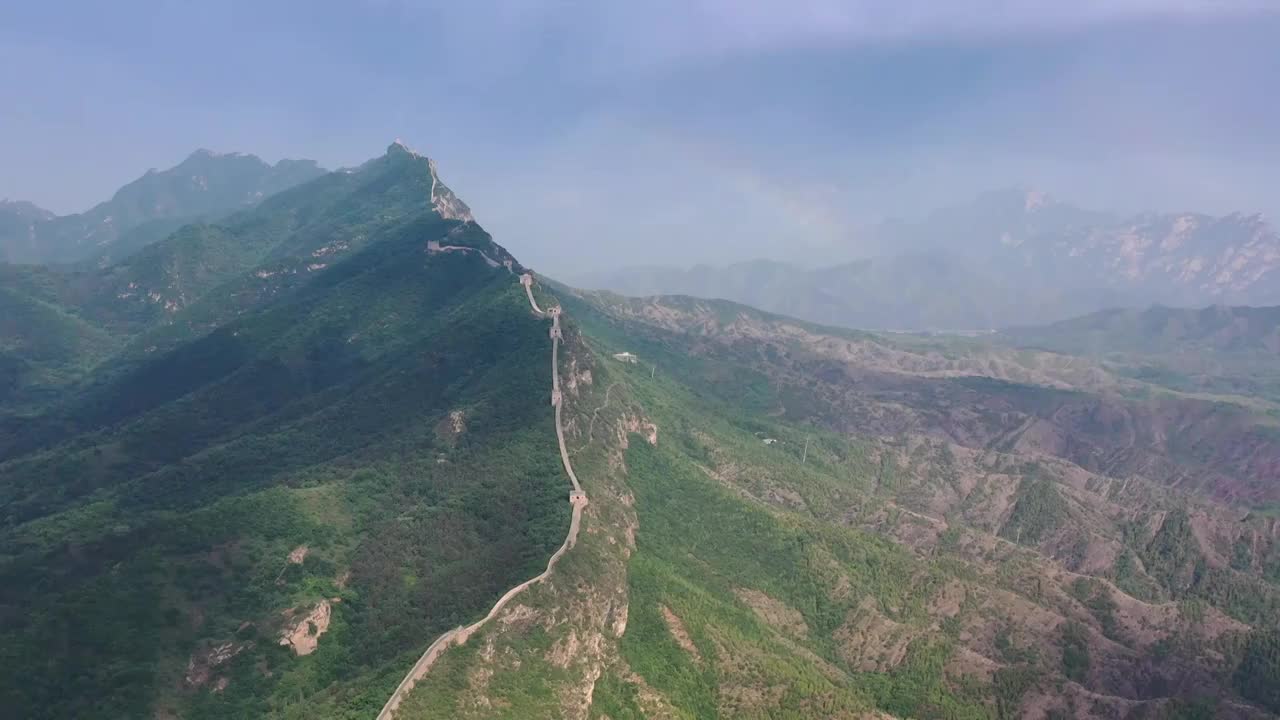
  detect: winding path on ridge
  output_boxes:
[376,272,588,720]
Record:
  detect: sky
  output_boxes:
[2,1,1279,271]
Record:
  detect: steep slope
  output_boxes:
[0,149,325,265]
[0,274,120,407]
[0,142,480,418]
[0,199,55,243]
[558,291,1280,718]
[383,284,1280,719]
[9,148,1280,720]
[0,145,563,720]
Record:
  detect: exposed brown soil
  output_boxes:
[660,606,702,662]
[278,600,331,656]
[734,588,809,639]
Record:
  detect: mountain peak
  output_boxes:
[1,149,326,264]
[387,138,424,159]
[381,140,474,222]
[179,149,265,171]
[186,148,229,161]
[0,198,55,221]
[1023,188,1051,211]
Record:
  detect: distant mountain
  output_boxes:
[0,199,55,237]
[876,188,1280,309]
[0,150,325,265]
[7,143,1280,719]
[1004,304,1280,356]
[578,189,1280,331]
[882,187,1117,253]
[0,141,558,720]
[1001,304,1280,404]
[576,252,1139,331]
[0,141,495,413]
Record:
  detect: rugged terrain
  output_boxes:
[0,149,325,266]
[4,148,1280,719]
[577,189,1280,331]
[0,143,568,719]
[1001,305,1280,408]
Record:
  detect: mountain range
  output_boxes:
[3,145,1280,719]
[0,150,326,266]
[577,190,1280,331]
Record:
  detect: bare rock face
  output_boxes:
[185,640,252,689]
[388,139,475,223]
[427,158,475,223]
[435,409,468,446]
[278,600,332,656]
[618,414,658,447]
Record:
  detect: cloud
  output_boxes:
[670,0,1273,43]
[5,0,1279,243]
[371,0,1276,75]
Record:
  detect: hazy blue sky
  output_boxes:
[2,1,1278,270]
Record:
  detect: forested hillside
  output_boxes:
[386,287,1280,719]
[0,150,324,266]
[0,144,568,719]
[5,145,1280,719]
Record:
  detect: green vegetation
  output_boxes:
[999,475,1068,546]
[558,285,1280,718]
[1125,509,1280,626]
[560,319,994,717]
[0,147,562,719]
[992,666,1037,720]
[1234,629,1280,713]
[0,148,324,266]
[1005,304,1280,406]
[0,259,567,718]
[1111,549,1163,602]
[8,145,1280,719]
[0,142,473,425]
[1069,578,1121,643]
[1059,621,1090,682]
[1141,509,1199,592]
[617,434,988,719]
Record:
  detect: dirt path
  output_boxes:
[376,273,587,720]
[574,382,620,455]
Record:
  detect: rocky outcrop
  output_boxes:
[278,600,332,656]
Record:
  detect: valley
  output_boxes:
[8,6,1280,718]
[2,145,1279,719]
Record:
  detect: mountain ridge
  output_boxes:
[0,150,326,266]
[577,191,1280,331]
[6,145,1280,719]
[0,142,506,420]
